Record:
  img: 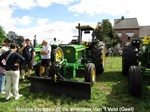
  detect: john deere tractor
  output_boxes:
[76,24,106,74]
[51,23,106,74]
[28,23,106,99]
[122,34,150,97]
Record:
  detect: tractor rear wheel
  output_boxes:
[128,66,142,97]
[85,63,96,86]
[91,42,106,74]
[51,47,64,63]
[122,45,138,76]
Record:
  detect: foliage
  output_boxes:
[5,31,24,46]
[0,57,150,112]
[0,26,7,46]
[95,19,120,48]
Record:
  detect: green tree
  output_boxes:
[95,19,119,48]
[6,31,24,46]
[0,26,7,46]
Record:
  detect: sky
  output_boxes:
[0,0,150,44]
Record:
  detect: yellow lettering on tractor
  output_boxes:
[67,50,70,53]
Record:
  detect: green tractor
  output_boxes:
[28,23,106,99]
[33,38,66,76]
[122,34,150,97]
[76,24,106,74]
[51,23,106,74]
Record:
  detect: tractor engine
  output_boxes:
[59,45,87,79]
[62,45,86,64]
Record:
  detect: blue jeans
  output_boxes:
[0,73,5,92]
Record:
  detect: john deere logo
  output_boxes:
[66,50,70,53]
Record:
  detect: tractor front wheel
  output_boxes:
[128,65,142,97]
[85,63,96,86]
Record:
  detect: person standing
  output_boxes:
[0,43,25,100]
[50,37,59,45]
[0,46,9,94]
[19,39,35,80]
[39,40,51,76]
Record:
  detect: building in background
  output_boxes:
[114,16,150,48]
[139,26,150,38]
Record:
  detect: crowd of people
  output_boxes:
[0,38,52,100]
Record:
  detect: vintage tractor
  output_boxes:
[33,39,67,76]
[51,23,106,74]
[28,23,106,99]
[76,24,106,74]
[122,34,150,97]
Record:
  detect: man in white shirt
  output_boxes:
[39,40,51,76]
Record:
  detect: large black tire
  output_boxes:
[122,45,138,76]
[85,63,96,86]
[51,47,64,63]
[91,42,106,74]
[128,66,142,97]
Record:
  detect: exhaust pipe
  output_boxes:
[33,35,37,48]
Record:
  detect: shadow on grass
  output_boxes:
[96,71,125,83]
[0,97,9,102]
[105,73,150,111]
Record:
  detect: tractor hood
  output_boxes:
[62,45,86,51]
[62,45,86,63]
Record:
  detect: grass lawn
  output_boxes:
[0,57,150,112]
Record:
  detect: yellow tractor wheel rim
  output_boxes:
[56,49,63,62]
[92,69,96,82]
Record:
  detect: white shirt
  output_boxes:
[41,45,51,59]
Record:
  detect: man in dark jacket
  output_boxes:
[0,43,25,100]
[19,39,35,80]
